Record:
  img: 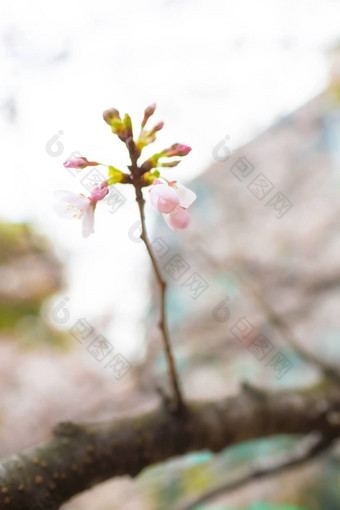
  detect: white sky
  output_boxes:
[0,0,339,358]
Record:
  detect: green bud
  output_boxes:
[123,113,132,131]
[111,118,124,135]
[142,172,156,185]
[161,160,181,168]
[108,166,124,184]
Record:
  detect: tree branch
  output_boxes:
[1,384,340,509]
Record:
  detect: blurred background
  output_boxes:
[0,0,340,508]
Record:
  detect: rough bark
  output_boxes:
[0,383,340,509]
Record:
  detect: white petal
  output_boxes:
[175,184,196,208]
[54,190,90,219]
[149,184,179,213]
[82,207,95,237]
[162,213,174,231]
[68,194,90,209]
[54,190,78,201]
[54,201,75,219]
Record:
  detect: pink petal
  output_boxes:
[63,157,89,169]
[163,206,190,231]
[149,184,179,214]
[90,182,109,201]
[54,190,78,201]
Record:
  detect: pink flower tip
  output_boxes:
[165,206,191,231]
[90,181,109,202]
[154,121,164,132]
[142,103,157,127]
[63,157,98,169]
[145,103,156,116]
[165,144,192,157]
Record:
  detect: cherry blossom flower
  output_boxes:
[149,179,196,231]
[149,181,180,213]
[55,182,109,238]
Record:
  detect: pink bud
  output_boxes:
[90,181,109,202]
[149,183,180,214]
[165,206,191,231]
[149,121,164,135]
[63,157,98,169]
[164,144,192,157]
[142,103,156,127]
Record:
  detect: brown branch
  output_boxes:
[177,433,334,510]
[122,132,184,413]
[0,383,340,509]
[134,183,184,412]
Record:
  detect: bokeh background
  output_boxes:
[0,0,340,508]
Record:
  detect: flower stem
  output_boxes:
[134,183,185,413]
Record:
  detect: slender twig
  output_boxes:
[176,433,334,510]
[133,182,184,412]
[121,128,185,412]
[198,246,340,385]
[234,267,340,385]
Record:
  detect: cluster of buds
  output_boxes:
[102,109,133,142]
[56,103,195,236]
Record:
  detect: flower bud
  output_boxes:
[142,172,156,185]
[163,143,192,157]
[63,157,98,169]
[141,103,156,127]
[140,152,162,172]
[103,108,121,125]
[123,113,133,139]
[161,160,181,168]
[90,181,109,201]
[108,166,125,184]
[140,159,154,172]
[143,170,161,185]
[150,121,164,134]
